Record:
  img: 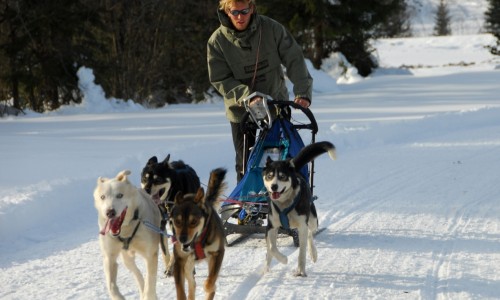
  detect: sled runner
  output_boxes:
[219,92,318,246]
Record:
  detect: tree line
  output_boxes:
[0,0,498,113]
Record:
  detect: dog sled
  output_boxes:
[219,92,318,246]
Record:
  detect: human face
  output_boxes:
[226,2,253,31]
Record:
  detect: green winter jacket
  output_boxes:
[207,10,313,123]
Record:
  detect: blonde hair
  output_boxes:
[218,0,254,11]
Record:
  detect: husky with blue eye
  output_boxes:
[263,141,336,277]
[94,170,168,300]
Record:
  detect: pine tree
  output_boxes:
[0,0,97,112]
[374,0,412,38]
[485,0,500,55]
[433,0,452,36]
[87,0,218,106]
[258,0,407,76]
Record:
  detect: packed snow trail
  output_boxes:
[2,34,500,299]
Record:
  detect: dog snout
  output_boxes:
[106,209,116,218]
[271,184,279,192]
[179,234,188,244]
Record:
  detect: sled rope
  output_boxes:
[142,220,173,238]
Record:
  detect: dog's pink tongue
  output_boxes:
[100,219,111,235]
[110,208,127,235]
[152,193,161,205]
[272,192,281,200]
[100,208,127,236]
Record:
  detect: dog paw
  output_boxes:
[293,269,307,277]
[164,269,172,277]
[310,247,318,263]
[275,253,288,265]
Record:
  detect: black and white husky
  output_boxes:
[141,154,200,276]
[263,141,336,276]
[141,155,200,211]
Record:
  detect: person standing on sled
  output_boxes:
[207,0,313,182]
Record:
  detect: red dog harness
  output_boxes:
[171,222,209,260]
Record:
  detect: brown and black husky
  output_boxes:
[170,168,227,300]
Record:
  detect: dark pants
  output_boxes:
[230,122,256,182]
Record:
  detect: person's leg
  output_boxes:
[230,122,255,182]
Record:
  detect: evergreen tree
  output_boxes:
[0,0,24,111]
[0,0,219,111]
[0,0,437,111]
[88,0,218,106]
[0,0,98,112]
[374,0,412,38]
[433,0,452,36]
[485,0,500,55]
[259,0,407,77]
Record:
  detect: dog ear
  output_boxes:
[194,187,205,204]
[97,176,108,184]
[116,170,131,181]
[147,156,158,165]
[266,156,274,167]
[174,191,184,204]
[162,154,171,165]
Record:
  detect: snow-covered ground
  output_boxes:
[1,33,500,299]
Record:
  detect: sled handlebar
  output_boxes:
[240,99,318,134]
[268,100,318,134]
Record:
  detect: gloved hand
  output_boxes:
[294,97,310,108]
[249,96,263,107]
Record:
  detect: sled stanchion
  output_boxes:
[310,131,316,195]
[242,133,247,177]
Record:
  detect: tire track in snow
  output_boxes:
[423,194,487,299]
[317,152,421,234]
[222,240,299,299]
[423,146,500,299]
[313,146,489,297]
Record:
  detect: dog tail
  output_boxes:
[291,141,336,171]
[205,168,227,207]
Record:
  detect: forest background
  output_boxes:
[1,0,499,113]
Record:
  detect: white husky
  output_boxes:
[93,170,170,300]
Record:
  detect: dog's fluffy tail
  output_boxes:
[205,168,227,207]
[291,141,336,171]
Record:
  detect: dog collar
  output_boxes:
[193,225,209,260]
